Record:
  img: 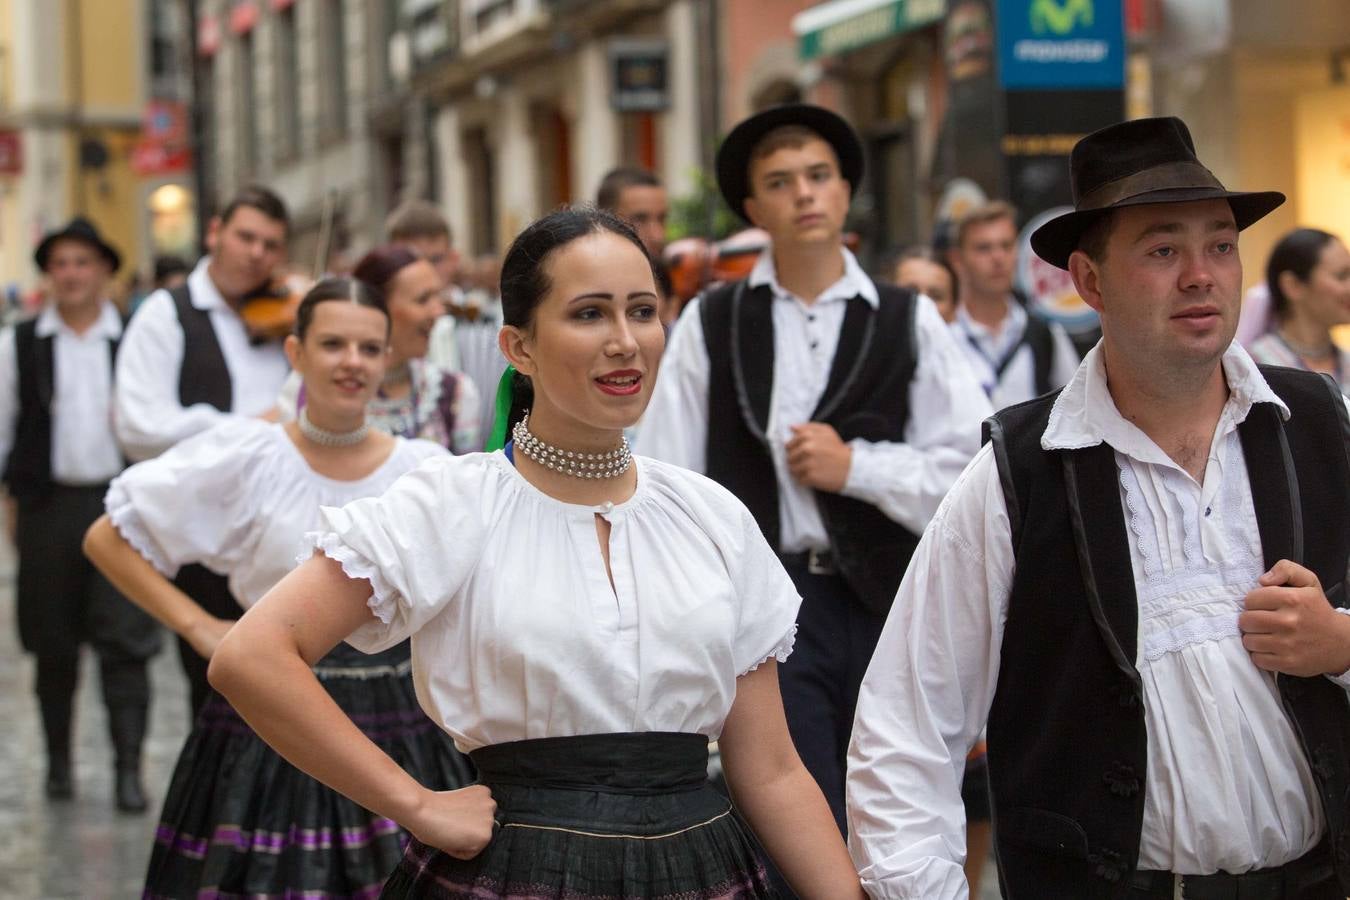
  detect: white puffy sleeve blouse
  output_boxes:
[311,451,801,752]
[105,418,447,608]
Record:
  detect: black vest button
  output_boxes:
[1088,847,1125,882]
[1103,761,1140,797]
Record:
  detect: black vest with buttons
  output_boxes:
[2,317,120,498]
[983,365,1350,898]
[700,279,920,615]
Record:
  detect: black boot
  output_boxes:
[107,704,148,813]
[39,694,74,800]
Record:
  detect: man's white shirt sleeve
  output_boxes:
[841,297,993,534]
[0,327,19,471]
[634,301,710,472]
[114,290,238,461]
[846,444,1015,900]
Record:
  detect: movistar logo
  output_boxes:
[1030,0,1094,35]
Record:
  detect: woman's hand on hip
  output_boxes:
[408,784,498,859]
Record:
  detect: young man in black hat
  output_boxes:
[848,116,1350,899]
[638,104,989,834]
[113,185,292,719]
[0,218,160,810]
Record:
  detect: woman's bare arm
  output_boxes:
[719,661,865,899]
[83,515,231,658]
[206,552,496,858]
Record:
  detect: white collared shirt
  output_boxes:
[847,342,1350,899]
[0,302,126,485]
[636,247,990,550]
[950,296,1080,409]
[114,258,291,461]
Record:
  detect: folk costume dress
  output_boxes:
[105,419,474,899]
[310,449,802,899]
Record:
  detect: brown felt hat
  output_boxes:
[1030,117,1285,270]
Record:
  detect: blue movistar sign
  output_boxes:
[996,0,1125,89]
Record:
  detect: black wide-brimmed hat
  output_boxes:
[1030,117,1285,270]
[34,216,122,274]
[715,103,865,223]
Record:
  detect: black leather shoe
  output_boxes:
[45,764,73,800]
[115,768,147,813]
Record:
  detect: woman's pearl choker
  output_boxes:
[299,408,370,447]
[512,413,631,479]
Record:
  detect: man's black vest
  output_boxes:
[983,365,1350,897]
[2,317,121,497]
[169,283,232,411]
[700,280,920,614]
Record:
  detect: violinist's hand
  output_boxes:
[257,406,282,423]
[406,785,498,859]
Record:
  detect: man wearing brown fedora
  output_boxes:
[0,218,160,810]
[638,103,989,837]
[848,117,1350,899]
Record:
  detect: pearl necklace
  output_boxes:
[299,408,370,448]
[512,413,631,479]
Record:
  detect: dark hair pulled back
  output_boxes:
[1267,228,1338,319]
[352,244,421,293]
[497,206,657,431]
[294,277,389,340]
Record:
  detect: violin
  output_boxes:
[240,275,307,344]
[664,229,862,305]
[664,228,770,304]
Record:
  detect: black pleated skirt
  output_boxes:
[380,732,777,899]
[143,640,475,899]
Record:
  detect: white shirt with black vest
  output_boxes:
[0,302,125,485]
[636,247,990,552]
[951,296,1081,410]
[846,342,1350,899]
[114,258,290,461]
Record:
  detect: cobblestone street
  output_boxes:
[0,536,190,900]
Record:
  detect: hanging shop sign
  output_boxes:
[609,39,669,113]
[995,0,1125,89]
[795,0,945,61]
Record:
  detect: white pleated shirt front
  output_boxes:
[847,342,1350,900]
[313,452,802,754]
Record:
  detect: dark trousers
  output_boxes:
[16,485,160,766]
[172,563,242,721]
[777,560,887,836]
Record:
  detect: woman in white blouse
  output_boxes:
[208,208,863,899]
[84,279,472,898]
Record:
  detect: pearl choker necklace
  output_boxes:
[512,413,631,479]
[299,408,370,448]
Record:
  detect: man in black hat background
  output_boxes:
[113,184,293,720]
[0,218,160,811]
[637,104,989,835]
[848,117,1350,899]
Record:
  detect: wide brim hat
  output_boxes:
[716,103,865,223]
[1030,117,1284,270]
[34,216,121,274]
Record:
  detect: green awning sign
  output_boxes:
[795,0,945,61]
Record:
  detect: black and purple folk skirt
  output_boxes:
[381,732,777,899]
[144,640,475,899]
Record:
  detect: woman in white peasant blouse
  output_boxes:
[209,208,862,899]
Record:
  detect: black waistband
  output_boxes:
[469,732,709,795]
[1130,839,1334,899]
